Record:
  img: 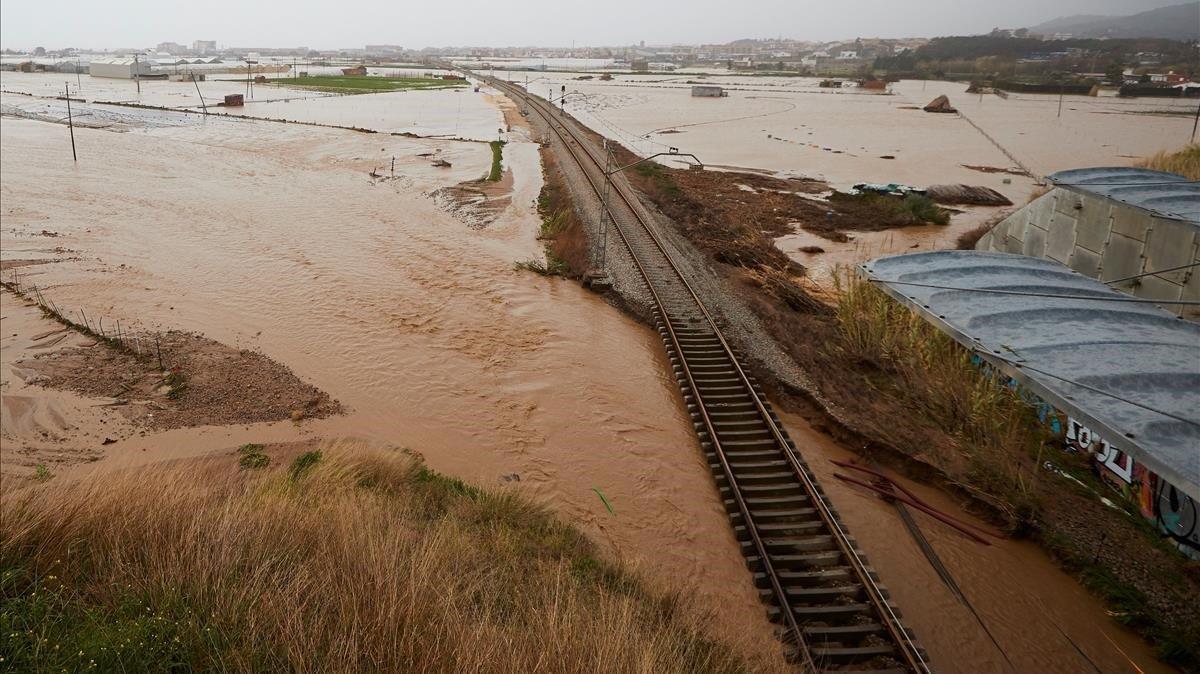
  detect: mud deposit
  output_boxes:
[10,297,340,430]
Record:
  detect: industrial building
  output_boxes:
[863,250,1200,558]
[88,57,159,79]
[976,167,1200,320]
[690,85,727,97]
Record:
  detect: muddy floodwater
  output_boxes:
[507,72,1188,279]
[1,71,504,141]
[0,100,774,651]
[0,75,1177,671]
[777,412,1173,674]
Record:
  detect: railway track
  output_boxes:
[479,71,929,673]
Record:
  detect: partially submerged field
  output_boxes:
[0,446,788,672]
[266,75,468,93]
[0,85,774,651]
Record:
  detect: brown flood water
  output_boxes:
[0,93,1174,671]
[778,410,1173,674]
[0,109,776,653]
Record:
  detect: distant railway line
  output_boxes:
[475,69,929,673]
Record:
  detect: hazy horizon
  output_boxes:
[0,0,1185,51]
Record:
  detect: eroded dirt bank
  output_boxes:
[0,106,781,658]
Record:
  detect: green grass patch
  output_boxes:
[897,193,949,225]
[288,451,323,480]
[486,140,506,182]
[266,75,468,93]
[513,255,570,277]
[237,444,270,470]
[633,161,681,197]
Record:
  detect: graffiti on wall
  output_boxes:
[1065,417,1199,559]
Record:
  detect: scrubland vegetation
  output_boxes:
[0,446,787,673]
[1136,143,1200,180]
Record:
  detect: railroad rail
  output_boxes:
[477,70,929,673]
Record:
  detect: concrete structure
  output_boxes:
[89,57,157,79]
[193,40,217,54]
[976,167,1200,320]
[690,85,726,97]
[863,250,1200,557]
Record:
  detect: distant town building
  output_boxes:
[193,40,217,54]
[156,42,186,54]
[631,58,649,72]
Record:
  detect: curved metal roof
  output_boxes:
[861,250,1200,500]
[1047,167,1200,224]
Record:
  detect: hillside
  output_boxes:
[1028,2,1200,40]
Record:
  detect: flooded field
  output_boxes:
[0,105,774,649]
[500,71,1189,278]
[1,71,504,141]
[0,71,1180,671]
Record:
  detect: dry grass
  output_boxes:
[0,445,788,673]
[1135,143,1200,180]
[535,148,591,276]
[833,274,1051,526]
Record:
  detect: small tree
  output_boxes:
[1105,63,1124,84]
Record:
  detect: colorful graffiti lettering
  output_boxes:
[1064,417,1198,559]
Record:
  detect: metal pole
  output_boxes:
[64,83,77,162]
[598,141,613,270]
[76,58,81,90]
[1057,84,1064,118]
[192,73,208,115]
[1192,98,1199,143]
[134,54,140,94]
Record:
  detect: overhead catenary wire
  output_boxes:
[866,278,1200,305]
[1106,261,1200,284]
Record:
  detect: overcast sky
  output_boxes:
[0,0,1181,50]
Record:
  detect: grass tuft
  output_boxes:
[1135,143,1200,180]
[237,444,270,470]
[897,193,950,225]
[288,450,322,480]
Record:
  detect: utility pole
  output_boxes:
[76,57,81,90]
[1192,98,1199,143]
[596,140,614,270]
[134,53,140,94]
[191,73,208,115]
[64,83,77,161]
